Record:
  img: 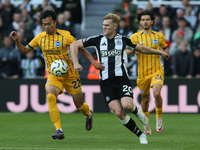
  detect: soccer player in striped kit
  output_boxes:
[129,10,169,135]
[70,13,169,144]
[10,9,104,140]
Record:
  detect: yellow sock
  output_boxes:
[156,107,162,118]
[47,93,62,130]
[143,111,149,121]
[77,103,90,118]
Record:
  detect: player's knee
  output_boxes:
[115,110,125,119]
[47,93,56,101]
[142,98,150,104]
[47,93,57,104]
[123,103,133,112]
[153,91,161,99]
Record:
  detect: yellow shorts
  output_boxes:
[45,74,82,95]
[136,72,164,95]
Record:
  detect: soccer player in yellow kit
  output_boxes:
[10,9,104,140]
[128,10,169,135]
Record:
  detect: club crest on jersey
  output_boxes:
[116,40,121,45]
[153,39,158,45]
[55,41,61,47]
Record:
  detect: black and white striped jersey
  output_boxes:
[82,34,137,81]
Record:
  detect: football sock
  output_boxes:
[119,115,142,137]
[156,107,162,118]
[132,102,138,114]
[57,128,63,132]
[77,103,90,118]
[143,111,149,121]
[47,93,62,130]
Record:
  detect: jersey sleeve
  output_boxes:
[160,33,168,49]
[65,32,76,45]
[124,36,137,51]
[28,33,41,49]
[82,35,98,47]
[130,34,137,44]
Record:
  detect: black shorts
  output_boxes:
[99,76,133,105]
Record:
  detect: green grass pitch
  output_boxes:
[0,112,199,150]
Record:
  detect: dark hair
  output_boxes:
[178,17,187,22]
[137,10,155,22]
[39,9,57,22]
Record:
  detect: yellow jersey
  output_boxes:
[130,30,168,79]
[28,29,78,78]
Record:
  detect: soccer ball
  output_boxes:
[50,59,68,77]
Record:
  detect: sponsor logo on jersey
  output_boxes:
[101,49,121,57]
[153,39,158,45]
[55,41,61,48]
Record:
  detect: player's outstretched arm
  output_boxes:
[135,44,169,60]
[70,40,84,72]
[10,31,32,55]
[70,40,105,71]
[79,47,105,70]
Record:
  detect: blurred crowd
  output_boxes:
[0,0,200,79]
[114,0,200,79]
[0,0,83,79]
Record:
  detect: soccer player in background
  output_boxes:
[70,13,169,144]
[10,9,104,140]
[128,10,169,135]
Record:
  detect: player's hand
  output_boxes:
[74,63,83,72]
[94,62,105,70]
[10,31,19,41]
[160,51,169,60]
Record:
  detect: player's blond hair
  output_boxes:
[103,13,121,24]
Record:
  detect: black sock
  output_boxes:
[132,106,138,114]
[124,118,142,137]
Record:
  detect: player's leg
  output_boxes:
[64,75,92,131]
[141,94,152,135]
[117,77,147,125]
[72,92,93,131]
[151,72,164,132]
[121,97,148,126]
[46,84,64,140]
[137,77,151,120]
[152,83,163,132]
[141,93,150,120]
[137,77,152,135]
[108,100,148,144]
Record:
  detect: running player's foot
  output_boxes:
[143,122,152,135]
[85,110,93,131]
[52,129,65,140]
[139,133,148,144]
[156,117,163,132]
[135,107,148,125]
